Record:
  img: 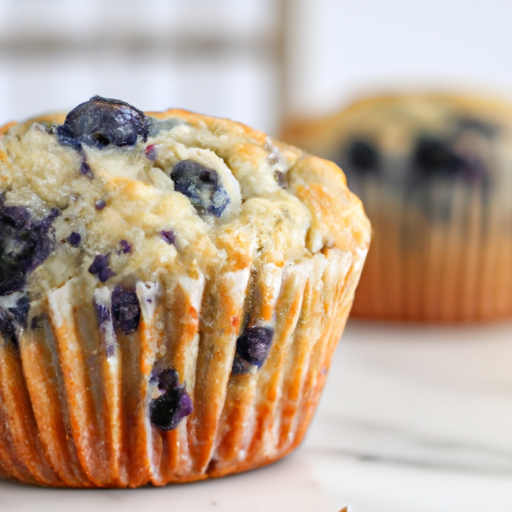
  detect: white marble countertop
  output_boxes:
[2,319,512,511]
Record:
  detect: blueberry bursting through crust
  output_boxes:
[170,160,230,218]
[57,96,149,150]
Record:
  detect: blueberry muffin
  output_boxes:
[282,93,512,322]
[0,97,370,487]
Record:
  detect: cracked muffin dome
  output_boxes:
[282,93,512,322]
[0,97,370,487]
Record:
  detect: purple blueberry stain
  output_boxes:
[93,299,116,357]
[0,196,60,297]
[160,230,175,245]
[149,368,193,431]
[111,285,141,336]
[79,158,94,179]
[105,344,115,358]
[67,232,81,247]
[275,170,288,189]
[94,301,111,326]
[118,239,132,254]
[170,160,230,218]
[95,199,106,211]
[0,296,30,348]
[232,325,274,374]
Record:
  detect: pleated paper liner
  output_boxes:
[351,176,512,322]
[0,245,363,487]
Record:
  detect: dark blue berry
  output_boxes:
[95,199,106,211]
[98,267,116,283]
[88,254,110,274]
[151,368,179,392]
[234,325,274,368]
[149,368,193,431]
[88,254,115,282]
[57,96,149,150]
[170,160,230,218]
[67,232,81,247]
[0,197,60,297]
[413,137,487,183]
[160,230,175,245]
[347,140,380,173]
[118,239,132,254]
[414,138,461,176]
[111,286,140,336]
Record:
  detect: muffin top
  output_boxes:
[281,94,512,189]
[0,96,370,316]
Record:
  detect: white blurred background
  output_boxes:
[283,0,512,117]
[1,0,512,134]
[0,0,282,133]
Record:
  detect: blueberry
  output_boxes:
[151,368,179,392]
[170,160,230,218]
[160,230,175,245]
[57,96,149,150]
[118,239,132,254]
[347,140,380,173]
[67,232,81,247]
[111,286,141,336]
[149,368,193,431]
[414,138,461,176]
[88,254,115,282]
[413,137,487,183]
[98,267,116,283]
[234,325,274,369]
[95,199,106,211]
[0,197,60,296]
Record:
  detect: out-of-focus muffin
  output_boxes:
[0,97,370,487]
[282,93,512,321]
